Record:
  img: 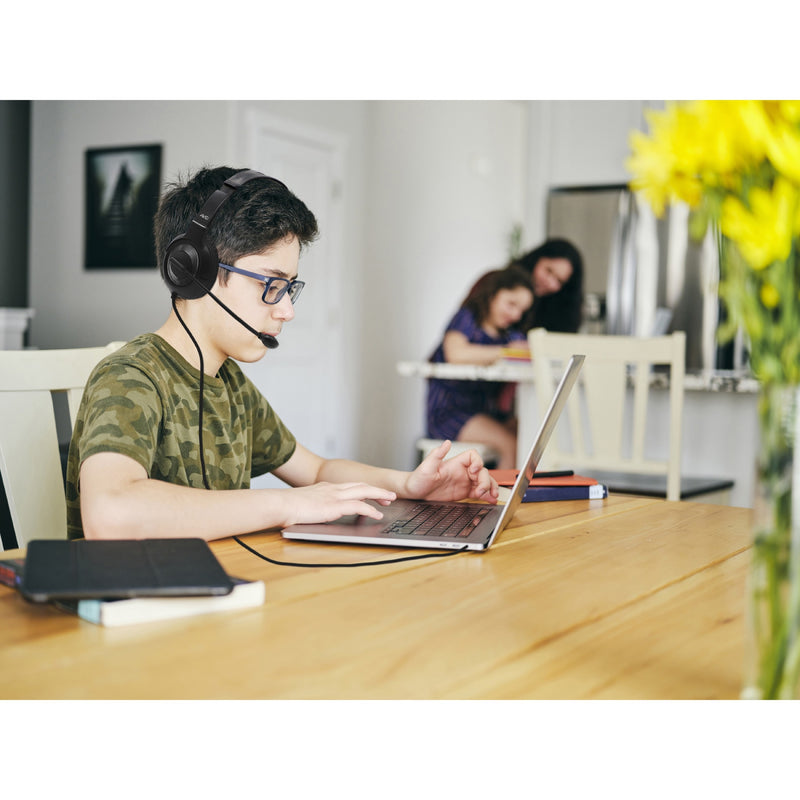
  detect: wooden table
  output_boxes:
[0,495,752,699]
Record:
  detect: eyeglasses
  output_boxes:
[219,263,305,305]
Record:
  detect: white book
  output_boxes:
[56,578,265,627]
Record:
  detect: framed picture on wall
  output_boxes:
[84,143,162,269]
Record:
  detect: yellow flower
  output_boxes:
[760,282,780,309]
[765,119,800,183]
[720,177,798,269]
[627,130,673,216]
[627,100,800,387]
[691,101,756,177]
[627,104,703,215]
[725,101,800,183]
[777,100,800,124]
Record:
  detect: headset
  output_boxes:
[162,169,266,299]
[161,169,280,349]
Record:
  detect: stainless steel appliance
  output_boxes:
[546,184,744,371]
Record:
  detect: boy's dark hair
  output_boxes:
[153,166,319,286]
[513,238,584,333]
[461,265,533,331]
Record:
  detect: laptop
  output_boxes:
[283,354,585,552]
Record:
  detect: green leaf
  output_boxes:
[688,207,708,241]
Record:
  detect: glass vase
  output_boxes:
[742,383,800,699]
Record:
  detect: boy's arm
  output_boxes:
[78,451,397,541]
[79,441,497,541]
[274,441,499,505]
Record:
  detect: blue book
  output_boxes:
[523,483,609,502]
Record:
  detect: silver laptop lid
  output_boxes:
[482,353,585,549]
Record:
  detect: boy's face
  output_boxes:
[208,235,301,363]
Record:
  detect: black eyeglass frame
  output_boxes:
[219,262,305,305]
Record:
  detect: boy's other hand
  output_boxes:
[404,441,499,505]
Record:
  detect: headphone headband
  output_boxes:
[161,169,267,299]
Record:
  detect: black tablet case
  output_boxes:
[20,538,235,603]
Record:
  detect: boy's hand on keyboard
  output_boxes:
[403,440,499,505]
[278,482,396,525]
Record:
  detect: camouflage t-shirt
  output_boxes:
[65,333,297,539]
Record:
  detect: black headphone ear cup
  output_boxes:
[161,170,267,299]
[162,231,219,299]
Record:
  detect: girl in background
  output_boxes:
[426,266,533,469]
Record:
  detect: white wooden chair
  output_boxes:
[528,328,686,501]
[0,342,125,550]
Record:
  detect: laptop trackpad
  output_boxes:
[331,513,382,527]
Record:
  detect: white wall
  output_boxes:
[359,101,527,466]
[524,100,653,240]
[544,101,649,186]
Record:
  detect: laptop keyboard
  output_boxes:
[382,504,492,538]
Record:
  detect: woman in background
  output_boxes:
[426,266,534,469]
[515,237,584,333]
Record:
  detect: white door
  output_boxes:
[238,110,346,488]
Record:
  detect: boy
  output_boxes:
[66,166,499,541]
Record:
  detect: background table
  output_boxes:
[0,494,752,699]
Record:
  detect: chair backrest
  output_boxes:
[0,342,125,550]
[528,328,686,501]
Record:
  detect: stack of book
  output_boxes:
[499,345,531,363]
[490,469,609,502]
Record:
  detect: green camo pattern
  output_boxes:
[65,333,296,539]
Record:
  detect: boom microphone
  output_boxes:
[205,289,280,349]
[258,332,280,349]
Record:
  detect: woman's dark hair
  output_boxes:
[514,238,584,333]
[462,265,533,331]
